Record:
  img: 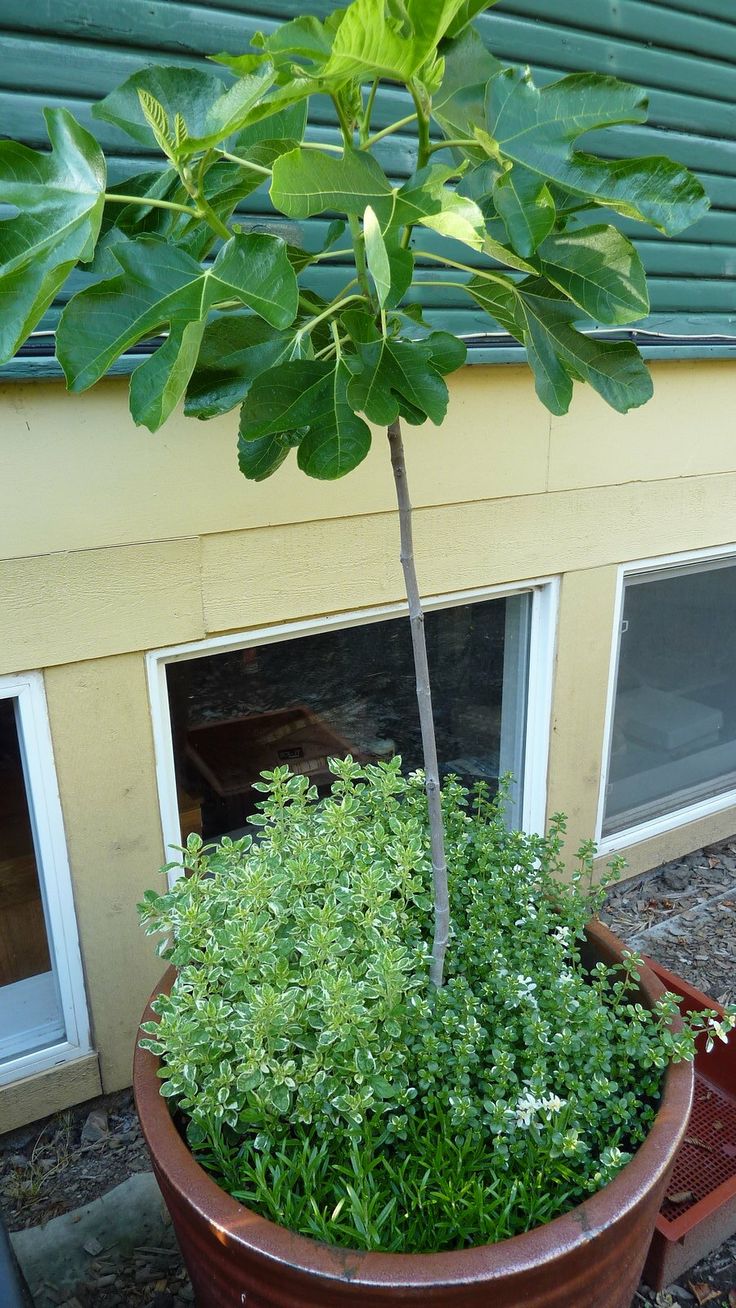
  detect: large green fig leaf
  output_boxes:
[129,319,208,432]
[444,0,502,40]
[344,317,462,427]
[57,234,298,426]
[238,359,333,438]
[238,430,292,481]
[93,65,275,155]
[466,274,653,414]
[537,225,649,326]
[322,0,491,83]
[238,357,372,479]
[492,164,555,256]
[185,314,307,419]
[0,109,106,363]
[271,148,393,220]
[390,165,535,272]
[488,69,709,235]
[296,361,372,478]
[432,27,502,154]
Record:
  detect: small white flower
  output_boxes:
[543,1094,565,1114]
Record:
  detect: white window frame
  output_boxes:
[146,579,559,884]
[0,671,91,1086]
[596,542,736,856]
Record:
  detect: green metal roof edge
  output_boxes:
[4,341,736,383]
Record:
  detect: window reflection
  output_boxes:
[166,596,531,844]
[604,561,736,834]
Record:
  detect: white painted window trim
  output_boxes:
[596,542,736,858]
[0,671,91,1087]
[146,578,559,885]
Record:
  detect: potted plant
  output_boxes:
[1,0,733,1303]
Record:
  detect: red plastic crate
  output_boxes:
[642,957,736,1290]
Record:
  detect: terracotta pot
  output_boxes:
[134,920,693,1308]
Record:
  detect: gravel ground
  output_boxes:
[2,838,735,1307]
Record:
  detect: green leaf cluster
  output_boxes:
[138,763,735,1252]
[0,0,708,450]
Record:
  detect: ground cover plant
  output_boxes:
[2,0,732,1256]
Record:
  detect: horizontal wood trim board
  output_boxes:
[0,0,733,367]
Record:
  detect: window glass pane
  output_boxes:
[166,594,531,844]
[0,696,65,1061]
[603,560,736,835]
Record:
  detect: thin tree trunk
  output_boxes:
[387,418,450,988]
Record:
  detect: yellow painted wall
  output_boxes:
[2,357,736,1122]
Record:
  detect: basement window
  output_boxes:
[0,673,89,1083]
[164,592,536,845]
[602,556,736,838]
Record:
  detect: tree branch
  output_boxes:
[387,418,450,989]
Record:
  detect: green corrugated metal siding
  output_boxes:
[1,0,734,379]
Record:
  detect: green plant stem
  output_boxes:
[197,198,233,242]
[218,151,272,177]
[387,418,450,989]
[413,249,513,288]
[363,112,418,150]
[329,320,343,359]
[313,333,349,359]
[427,137,477,154]
[332,93,374,305]
[309,249,351,262]
[361,79,380,145]
[298,293,364,340]
[103,192,199,217]
[409,86,431,169]
[399,87,431,251]
[298,140,345,154]
[332,94,355,144]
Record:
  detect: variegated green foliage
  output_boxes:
[138,762,735,1252]
[0,0,708,458]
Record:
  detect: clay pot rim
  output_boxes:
[133,918,693,1289]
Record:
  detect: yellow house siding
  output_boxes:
[43,655,168,1092]
[2,358,736,1120]
[201,469,736,638]
[0,367,550,562]
[547,360,736,491]
[0,540,206,675]
[546,567,619,855]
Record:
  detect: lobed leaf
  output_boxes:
[271,148,393,221]
[93,65,276,155]
[239,357,372,480]
[538,225,649,326]
[296,360,372,478]
[323,0,489,84]
[493,164,556,257]
[0,109,106,363]
[58,234,298,427]
[466,273,653,414]
[345,325,456,428]
[487,69,709,236]
[185,315,307,420]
